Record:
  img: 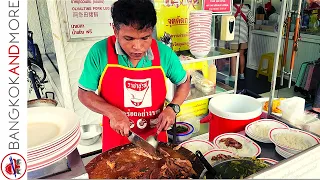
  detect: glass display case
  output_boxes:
[166,48,240,104]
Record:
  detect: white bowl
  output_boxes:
[269,128,320,154]
[168,122,194,142]
[190,49,210,58]
[245,119,289,143]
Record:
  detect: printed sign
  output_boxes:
[203,0,232,14]
[65,0,116,39]
[154,0,202,51]
[124,78,152,108]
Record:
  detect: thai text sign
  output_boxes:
[204,0,232,14]
[154,0,202,51]
[65,0,116,39]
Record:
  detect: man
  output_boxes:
[78,0,190,152]
[230,0,254,80]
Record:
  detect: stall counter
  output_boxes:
[77,137,102,156]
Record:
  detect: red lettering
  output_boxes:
[8,45,19,54]
[9,66,19,76]
[9,56,19,65]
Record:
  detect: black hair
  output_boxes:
[233,0,243,4]
[111,0,157,31]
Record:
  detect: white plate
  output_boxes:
[257,98,282,117]
[28,129,80,164]
[245,119,289,143]
[269,128,320,154]
[275,146,293,158]
[180,139,215,154]
[204,149,237,165]
[275,146,288,158]
[27,107,80,151]
[277,146,295,156]
[213,133,261,157]
[246,131,271,144]
[27,131,81,172]
[28,126,80,160]
[258,158,279,165]
[28,123,80,154]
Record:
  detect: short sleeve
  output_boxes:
[78,42,105,91]
[157,42,187,85]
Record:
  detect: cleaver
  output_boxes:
[128,131,159,157]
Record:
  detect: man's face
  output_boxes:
[114,25,153,61]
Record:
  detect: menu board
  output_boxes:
[203,0,232,14]
[251,145,320,179]
[154,0,202,51]
[65,0,116,40]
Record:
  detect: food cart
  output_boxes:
[27,0,320,178]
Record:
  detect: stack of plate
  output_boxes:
[245,119,289,143]
[269,128,320,159]
[189,10,212,58]
[275,146,294,158]
[27,107,81,172]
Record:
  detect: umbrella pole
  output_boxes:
[281,0,292,86]
[288,0,303,88]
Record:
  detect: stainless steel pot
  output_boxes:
[28,92,58,108]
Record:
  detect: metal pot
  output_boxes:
[85,142,205,179]
[28,92,58,108]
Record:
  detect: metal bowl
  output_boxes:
[80,124,102,146]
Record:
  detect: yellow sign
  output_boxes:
[165,99,209,122]
[154,0,202,51]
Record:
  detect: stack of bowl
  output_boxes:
[189,10,212,58]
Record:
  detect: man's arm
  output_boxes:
[170,73,191,106]
[78,88,130,136]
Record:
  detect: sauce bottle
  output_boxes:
[207,64,217,86]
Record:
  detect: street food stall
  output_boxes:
[26,0,320,179]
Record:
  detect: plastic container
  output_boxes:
[279,97,305,122]
[200,94,262,141]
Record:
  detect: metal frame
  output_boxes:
[267,0,288,116]
[166,47,240,104]
[27,149,87,179]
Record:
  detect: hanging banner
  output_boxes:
[65,0,116,40]
[203,0,232,14]
[154,0,202,51]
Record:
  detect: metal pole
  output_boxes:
[268,0,288,116]
[234,53,239,94]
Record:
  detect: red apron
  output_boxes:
[99,35,168,152]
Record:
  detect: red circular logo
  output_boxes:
[1,153,27,179]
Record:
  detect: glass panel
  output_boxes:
[176,48,238,103]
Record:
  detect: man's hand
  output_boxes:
[157,107,176,134]
[109,109,131,137]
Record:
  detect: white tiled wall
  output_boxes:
[46,0,104,125]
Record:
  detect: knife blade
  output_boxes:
[128,131,159,157]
